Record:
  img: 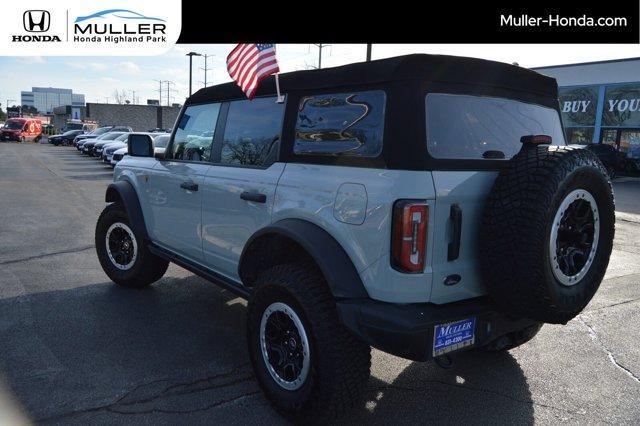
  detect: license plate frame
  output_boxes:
[433,317,476,357]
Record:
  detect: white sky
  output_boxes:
[1,43,639,107]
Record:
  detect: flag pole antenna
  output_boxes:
[275,73,285,103]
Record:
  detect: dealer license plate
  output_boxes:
[433,317,476,357]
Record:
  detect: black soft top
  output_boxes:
[186,53,558,105]
[183,54,560,171]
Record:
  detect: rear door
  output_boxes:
[144,102,221,262]
[201,97,285,280]
[426,93,566,304]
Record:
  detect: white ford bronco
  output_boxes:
[95,54,615,419]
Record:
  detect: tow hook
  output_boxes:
[434,354,454,369]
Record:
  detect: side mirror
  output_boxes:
[128,133,154,157]
[154,149,165,160]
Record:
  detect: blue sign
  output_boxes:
[433,317,476,357]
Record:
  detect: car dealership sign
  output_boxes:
[559,86,598,127]
[0,0,180,55]
[603,84,640,126]
[559,84,640,128]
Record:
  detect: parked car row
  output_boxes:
[64,127,170,168]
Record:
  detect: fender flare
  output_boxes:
[239,218,369,299]
[105,180,149,240]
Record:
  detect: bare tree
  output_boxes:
[112,90,123,104]
[112,90,129,105]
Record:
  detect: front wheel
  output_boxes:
[95,202,168,288]
[247,264,371,420]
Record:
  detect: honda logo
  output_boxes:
[23,10,50,33]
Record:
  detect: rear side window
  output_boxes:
[170,103,221,162]
[220,97,284,167]
[294,90,385,157]
[426,93,566,160]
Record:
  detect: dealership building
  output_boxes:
[20,87,85,114]
[533,58,640,163]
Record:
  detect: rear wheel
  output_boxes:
[247,264,371,420]
[95,203,168,288]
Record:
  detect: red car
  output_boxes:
[1,118,42,142]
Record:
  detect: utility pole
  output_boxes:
[199,54,215,87]
[186,51,202,96]
[130,90,137,105]
[165,81,177,106]
[153,80,164,105]
[311,44,331,69]
[366,44,372,61]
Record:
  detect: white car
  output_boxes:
[110,146,128,166]
[110,133,169,166]
[152,134,170,158]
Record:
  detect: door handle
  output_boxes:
[240,191,266,203]
[180,181,198,191]
[447,204,462,261]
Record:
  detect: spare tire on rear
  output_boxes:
[480,145,615,324]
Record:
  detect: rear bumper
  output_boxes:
[337,296,537,362]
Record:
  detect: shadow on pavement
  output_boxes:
[66,173,114,181]
[0,276,533,424]
[346,351,533,424]
[60,167,113,173]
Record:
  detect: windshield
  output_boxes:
[63,130,81,136]
[426,94,566,160]
[4,121,24,130]
[153,135,170,148]
[97,132,125,141]
[92,127,111,135]
[114,133,129,141]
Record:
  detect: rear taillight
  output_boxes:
[391,200,428,273]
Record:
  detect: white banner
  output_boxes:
[0,0,181,56]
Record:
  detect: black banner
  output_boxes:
[178,2,639,43]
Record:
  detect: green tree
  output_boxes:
[21,105,38,115]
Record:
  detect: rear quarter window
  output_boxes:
[220,96,284,167]
[294,90,385,157]
[426,93,566,160]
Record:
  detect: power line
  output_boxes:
[153,80,164,105]
[199,54,215,87]
[165,81,177,106]
[311,44,331,69]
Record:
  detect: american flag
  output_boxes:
[227,43,280,100]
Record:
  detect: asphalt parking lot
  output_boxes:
[0,141,639,425]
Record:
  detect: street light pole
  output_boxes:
[186,52,202,96]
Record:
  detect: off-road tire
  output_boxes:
[480,323,543,352]
[481,145,615,324]
[247,263,371,421]
[95,202,168,288]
